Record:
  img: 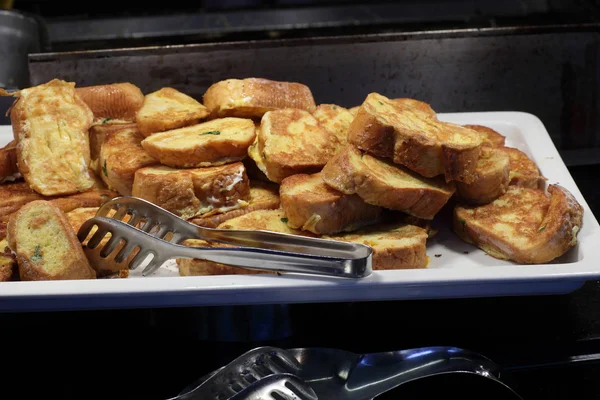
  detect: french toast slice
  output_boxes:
[203,78,316,118]
[178,209,313,276]
[7,200,96,280]
[190,181,280,228]
[348,93,483,183]
[0,238,17,281]
[99,125,158,195]
[321,145,456,220]
[66,207,133,277]
[0,181,117,222]
[454,185,583,263]
[349,106,360,117]
[394,98,437,117]
[456,146,510,204]
[324,223,428,270]
[502,147,545,189]
[0,140,20,183]
[248,108,336,183]
[75,82,144,121]
[132,163,250,219]
[141,117,256,168]
[312,104,354,153]
[9,79,96,196]
[136,87,210,137]
[88,122,138,175]
[464,124,506,148]
[280,172,382,235]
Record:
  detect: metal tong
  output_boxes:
[174,346,523,400]
[171,346,317,400]
[77,196,372,278]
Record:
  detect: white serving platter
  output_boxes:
[1,111,598,311]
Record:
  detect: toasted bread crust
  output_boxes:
[502,147,545,189]
[132,163,250,219]
[141,117,256,168]
[454,185,583,263]
[280,172,382,234]
[10,79,96,196]
[99,125,157,195]
[464,125,506,148]
[312,104,353,153]
[136,87,209,136]
[348,93,482,183]
[322,145,456,219]
[7,201,96,280]
[203,78,316,118]
[0,181,117,223]
[249,108,336,183]
[219,209,317,236]
[456,146,510,204]
[0,140,19,183]
[324,223,428,270]
[88,122,138,174]
[191,181,280,228]
[76,82,144,121]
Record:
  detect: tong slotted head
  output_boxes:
[77,196,372,278]
[173,346,317,400]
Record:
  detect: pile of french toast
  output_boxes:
[0,77,584,281]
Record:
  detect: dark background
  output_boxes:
[2,1,600,399]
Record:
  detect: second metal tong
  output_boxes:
[77,196,372,278]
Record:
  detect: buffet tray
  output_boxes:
[0,111,598,311]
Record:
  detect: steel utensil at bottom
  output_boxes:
[177,346,523,400]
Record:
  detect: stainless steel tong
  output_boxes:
[175,346,523,400]
[171,346,317,400]
[76,196,372,278]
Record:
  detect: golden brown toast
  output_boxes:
[136,87,210,136]
[324,223,428,270]
[219,209,315,235]
[456,146,510,204]
[464,125,506,147]
[132,163,250,219]
[348,93,483,183]
[248,108,336,183]
[312,104,354,153]
[321,145,456,219]
[280,172,382,234]
[454,185,583,263]
[99,125,158,195]
[88,122,138,175]
[349,106,360,117]
[0,181,117,223]
[203,78,316,118]
[9,79,96,196]
[76,82,144,121]
[501,147,545,189]
[7,200,96,280]
[190,181,280,228]
[0,238,17,281]
[141,117,256,168]
[0,140,19,183]
[66,207,133,277]
[394,98,437,117]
